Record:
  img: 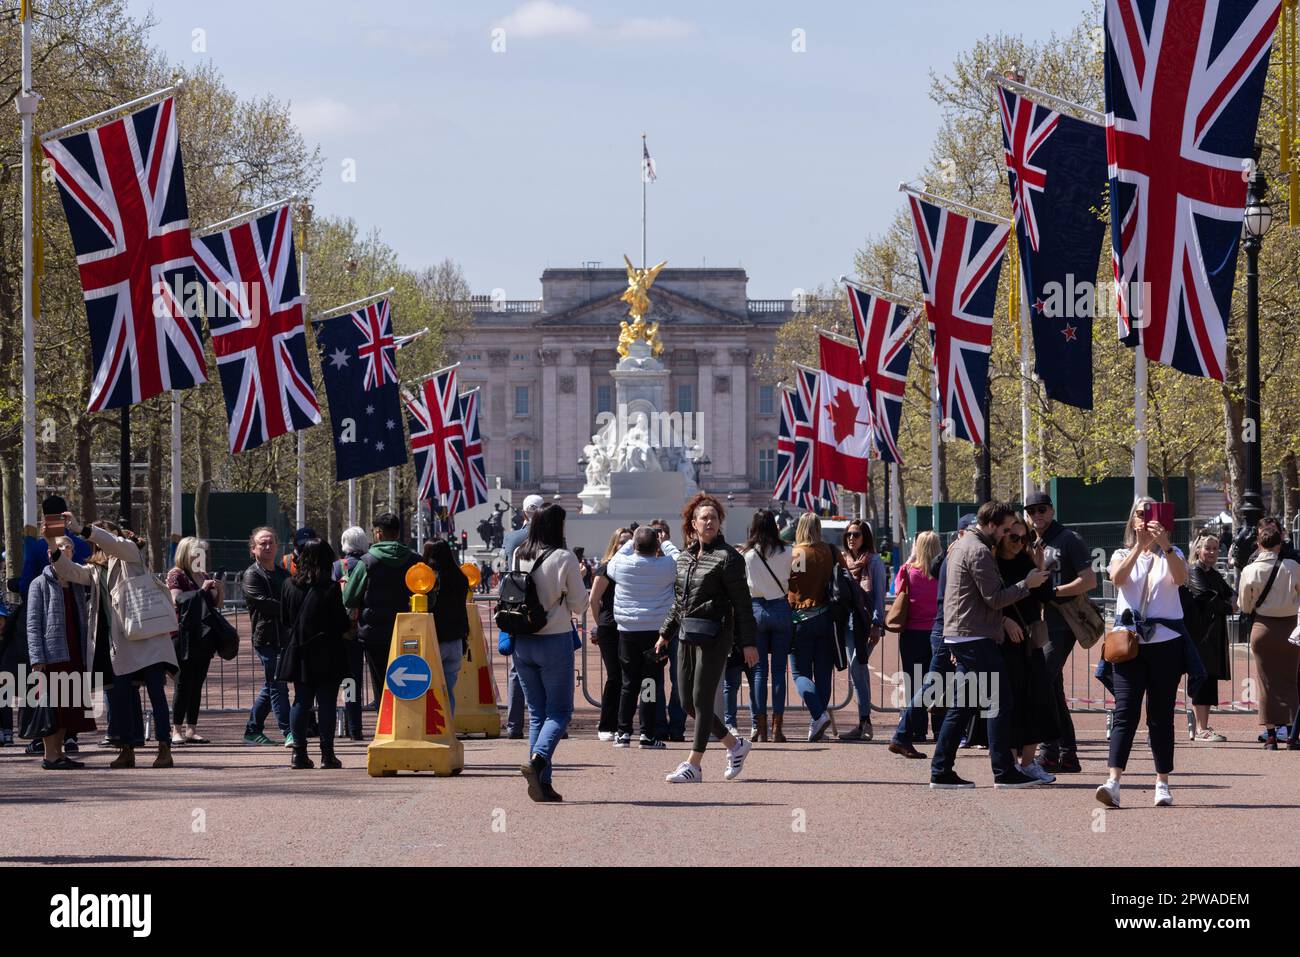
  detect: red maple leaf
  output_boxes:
[825,387,864,444]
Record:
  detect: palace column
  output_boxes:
[487,349,511,480]
[730,347,751,489]
[571,348,593,491]
[539,348,560,488]
[696,348,719,481]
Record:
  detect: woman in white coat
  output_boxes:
[51,512,178,769]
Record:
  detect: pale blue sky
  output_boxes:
[128,0,1091,299]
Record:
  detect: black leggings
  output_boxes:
[678,636,732,752]
[617,630,662,737]
[172,652,213,726]
[1109,637,1185,774]
[596,624,621,733]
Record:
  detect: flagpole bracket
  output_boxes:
[15,92,41,116]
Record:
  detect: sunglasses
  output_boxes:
[1026,505,1052,515]
[846,531,862,538]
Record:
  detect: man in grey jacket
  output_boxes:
[930,501,1050,790]
[607,525,681,748]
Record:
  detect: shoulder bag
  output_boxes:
[1103,558,1152,664]
[113,568,179,641]
[1241,557,1282,633]
[884,566,910,634]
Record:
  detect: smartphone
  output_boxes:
[42,514,66,537]
[1143,502,1175,529]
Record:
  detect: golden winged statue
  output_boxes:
[617,255,668,358]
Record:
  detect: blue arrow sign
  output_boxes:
[385,654,432,701]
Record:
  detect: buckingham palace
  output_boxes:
[450,265,807,507]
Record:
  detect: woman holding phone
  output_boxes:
[1098,497,1189,808]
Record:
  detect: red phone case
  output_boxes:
[1145,502,1174,529]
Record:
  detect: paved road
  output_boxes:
[2,705,1294,867]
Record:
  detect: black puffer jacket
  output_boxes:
[660,535,757,648]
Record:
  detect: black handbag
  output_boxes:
[20,694,56,740]
[203,602,240,661]
[680,616,722,644]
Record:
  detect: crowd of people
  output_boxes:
[2,486,1297,812]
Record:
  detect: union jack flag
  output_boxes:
[997,87,1059,253]
[775,386,809,506]
[794,366,839,512]
[404,368,465,503]
[846,284,916,465]
[452,388,488,513]
[351,299,398,390]
[42,96,208,411]
[194,205,320,453]
[907,195,1009,446]
[1105,0,1282,380]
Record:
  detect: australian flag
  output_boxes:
[313,299,408,481]
[997,86,1108,410]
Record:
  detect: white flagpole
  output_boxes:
[388,467,396,512]
[348,479,357,527]
[295,203,312,529]
[1134,348,1149,502]
[930,363,941,526]
[19,2,38,525]
[890,462,902,543]
[170,391,182,540]
[641,133,647,269]
[1019,259,1033,500]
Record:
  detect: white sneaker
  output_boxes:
[1022,762,1056,784]
[807,712,832,742]
[724,737,752,781]
[597,731,615,742]
[1095,778,1121,808]
[665,761,702,783]
[726,725,740,739]
[1154,781,1173,807]
[612,732,631,749]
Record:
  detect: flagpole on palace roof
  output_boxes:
[19,0,39,522]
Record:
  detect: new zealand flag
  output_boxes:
[313,300,408,481]
[997,86,1108,410]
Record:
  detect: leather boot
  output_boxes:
[771,714,788,743]
[109,746,135,769]
[319,746,342,769]
[753,713,768,743]
[152,741,173,769]
[290,747,315,769]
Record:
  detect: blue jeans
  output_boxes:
[790,611,836,721]
[245,646,290,736]
[505,656,527,734]
[751,597,793,716]
[291,680,340,753]
[931,638,1014,779]
[441,639,463,717]
[892,628,933,745]
[512,633,574,784]
[657,635,688,738]
[108,664,171,745]
[723,661,755,729]
[844,615,873,721]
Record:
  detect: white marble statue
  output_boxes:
[613,412,662,473]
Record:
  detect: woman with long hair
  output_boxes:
[513,504,589,802]
[740,509,792,742]
[1238,517,1300,750]
[1184,533,1235,743]
[888,530,940,759]
[788,513,838,742]
[278,539,352,769]
[656,493,758,782]
[588,527,632,741]
[424,539,471,712]
[838,520,886,741]
[992,518,1058,781]
[1098,497,1191,808]
[167,537,224,745]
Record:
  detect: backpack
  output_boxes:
[494,549,556,636]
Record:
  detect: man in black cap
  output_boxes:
[1023,490,1095,774]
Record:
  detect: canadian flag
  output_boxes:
[813,333,873,494]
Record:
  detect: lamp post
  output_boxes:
[1238,156,1273,541]
[691,453,711,487]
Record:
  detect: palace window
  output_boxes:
[514,385,530,416]
[759,384,776,416]
[514,449,531,484]
[596,384,613,415]
[677,383,694,414]
[758,448,777,484]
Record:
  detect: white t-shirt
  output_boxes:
[1109,546,1184,644]
[744,546,792,600]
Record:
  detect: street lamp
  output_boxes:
[1236,152,1273,551]
[691,453,711,486]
